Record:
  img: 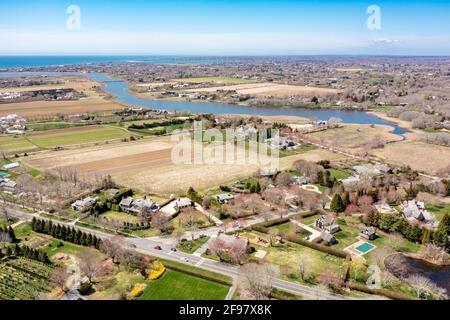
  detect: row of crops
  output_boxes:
[0,257,53,300]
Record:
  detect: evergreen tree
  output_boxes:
[75,230,82,244]
[433,213,450,249]
[13,244,20,256]
[330,194,344,213]
[421,228,432,244]
[80,233,87,246]
[317,171,324,186]
[7,226,16,243]
[341,192,350,208]
[87,234,93,246]
[5,246,12,257]
[31,217,37,229]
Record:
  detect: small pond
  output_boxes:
[385,253,450,295]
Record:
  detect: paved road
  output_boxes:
[5,205,355,300]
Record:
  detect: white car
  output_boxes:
[181,257,189,263]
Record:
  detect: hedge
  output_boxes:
[251,213,350,259]
[348,281,416,300]
[160,258,233,286]
[286,234,350,259]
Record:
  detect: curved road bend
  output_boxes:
[6,207,355,300]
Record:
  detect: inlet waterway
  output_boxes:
[0,71,407,135]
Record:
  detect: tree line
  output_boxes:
[31,218,101,249]
[0,243,50,264]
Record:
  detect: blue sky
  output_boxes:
[0,0,449,55]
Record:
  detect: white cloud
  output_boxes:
[373,38,400,44]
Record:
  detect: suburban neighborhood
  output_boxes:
[0,1,449,310]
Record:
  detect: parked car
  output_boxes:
[170,247,177,252]
[154,245,162,250]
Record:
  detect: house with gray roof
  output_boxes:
[315,215,341,234]
[320,232,337,245]
[71,196,99,212]
[175,198,194,211]
[400,200,437,227]
[0,178,17,194]
[360,227,377,240]
[120,197,159,216]
[216,194,235,204]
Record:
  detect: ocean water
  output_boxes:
[0,55,239,69]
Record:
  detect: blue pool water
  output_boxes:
[0,172,10,177]
[355,242,375,253]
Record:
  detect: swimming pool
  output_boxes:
[355,242,375,253]
[0,172,10,177]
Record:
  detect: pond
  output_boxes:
[384,253,450,295]
[0,72,407,135]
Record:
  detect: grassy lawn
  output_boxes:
[129,228,161,238]
[0,135,39,154]
[250,237,345,283]
[328,168,352,180]
[426,204,450,223]
[13,222,32,238]
[176,236,210,254]
[101,210,141,223]
[90,270,144,300]
[298,214,319,226]
[333,216,362,249]
[279,143,318,157]
[26,122,87,131]
[42,238,85,259]
[27,125,132,148]
[138,269,229,300]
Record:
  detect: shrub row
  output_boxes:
[160,259,233,286]
[348,281,415,300]
[286,234,350,259]
[252,211,319,233]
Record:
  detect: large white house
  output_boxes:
[400,200,437,227]
[71,196,99,212]
[119,197,159,216]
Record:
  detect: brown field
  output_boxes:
[0,96,123,117]
[308,124,403,149]
[26,135,346,195]
[0,76,123,117]
[185,82,340,98]
[0,76,99,93]
[373,141,450,175]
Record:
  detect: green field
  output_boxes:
[27,126,132,148]
[42,239,85,258]
[426,204,450,222]
[138,269,229,300]
[0,258,53,300]
[0,135,39,154]
[328,168,352,180]
[177,236,210,254]
[101,210,141,223]
[279,143,318,157]
[26,122,87,131]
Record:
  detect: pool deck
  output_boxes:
[344,239,377,258]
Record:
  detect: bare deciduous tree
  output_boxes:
[78,248,110,283]
[50,267,69,293]
[298,254,310,281]
[238,263,277,300]
[406,274,447,300]
[99,236,125,264]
